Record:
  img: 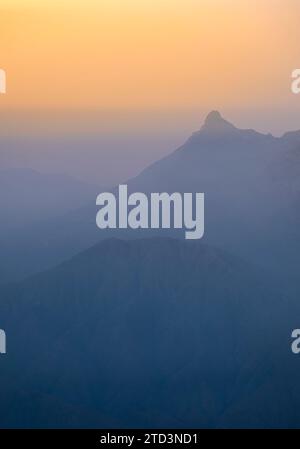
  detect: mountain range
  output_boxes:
[1,111,299,284]
[1,112,300,428]
[0,238,298,428]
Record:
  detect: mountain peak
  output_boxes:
[202,110,236,133]
[205,110,223,123]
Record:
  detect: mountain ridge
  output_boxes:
[0,237,296,428]
[1,111,300,283]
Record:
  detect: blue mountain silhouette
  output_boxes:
[0,238,297,428]
[1,111,299,283]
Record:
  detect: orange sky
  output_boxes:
[0,0,299,110]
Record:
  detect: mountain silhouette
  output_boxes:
[1,112,300,283]
[0,238,297,428]
[202,110,235,131]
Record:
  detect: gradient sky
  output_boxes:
[1,1,300,185]
[0,0,299,111]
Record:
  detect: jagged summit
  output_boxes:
[202,110,236,133]
[205,110,223,123]
[184,110,275,147]
[185,110,239,144]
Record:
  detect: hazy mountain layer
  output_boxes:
[0,168,99,231]
[1,112,300,284]
[0,238,298,428]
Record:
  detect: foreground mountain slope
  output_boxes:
[0,238,298,428]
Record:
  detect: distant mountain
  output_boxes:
[0,238,298,428]
[0,168,99,231]
[125,111,300,279]
[1,112,300,283]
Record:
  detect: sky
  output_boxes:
[0,0,300,183]
[1,0,299,110]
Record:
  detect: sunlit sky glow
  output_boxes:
[0,0,299,111]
